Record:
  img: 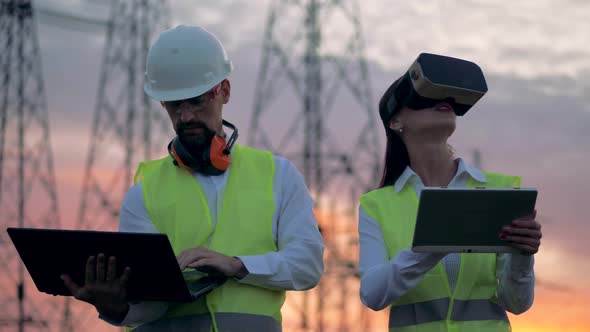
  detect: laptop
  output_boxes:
[6,228,226,302]
[412,187,538,253]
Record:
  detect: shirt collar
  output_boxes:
[394,166,417,193]
[457,158,487,183]
[393,158,487,192]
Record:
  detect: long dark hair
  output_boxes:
[378,80,410,188]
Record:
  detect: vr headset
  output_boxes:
[382,53,488,128]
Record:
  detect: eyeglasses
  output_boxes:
[163,83,222,110]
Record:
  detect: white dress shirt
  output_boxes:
[103,154,325,327]
[358,159,535,314]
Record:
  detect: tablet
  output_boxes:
[6,228,225,302]
[412,187,538,253]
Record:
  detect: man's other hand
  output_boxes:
[61,254,131,322]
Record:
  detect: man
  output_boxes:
[62,25,324,331]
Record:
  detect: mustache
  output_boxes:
[177,121,209,132]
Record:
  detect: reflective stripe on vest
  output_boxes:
[390,298,448,328]
[133,312,281,332]
[389,298,509,328]
[451,299,509,322]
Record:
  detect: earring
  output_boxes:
[398,128,403,134]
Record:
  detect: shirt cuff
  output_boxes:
[508,253,534,273]
[99,302,168,327]
[234,253,296,290]
[236,254,273,280]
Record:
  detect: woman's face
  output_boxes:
[389,102,457,139]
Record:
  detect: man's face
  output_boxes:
[161,80,231,153]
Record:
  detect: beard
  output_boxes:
[176,121,217,156]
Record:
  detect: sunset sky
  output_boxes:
[2,0,590,331]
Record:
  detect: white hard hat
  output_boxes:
[144,25,233,101]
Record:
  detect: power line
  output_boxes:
[35,4,108,30]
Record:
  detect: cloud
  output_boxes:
[360,0,590,78]
[164,0,590,79]
[169,0,271,51]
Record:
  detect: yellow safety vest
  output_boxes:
[132,144,285,332]
[360,172,521,332]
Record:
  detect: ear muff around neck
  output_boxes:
[210,136,231,171]
[168,136,199,172]
[167,120,238,175]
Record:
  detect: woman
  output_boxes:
[358,73,542,331]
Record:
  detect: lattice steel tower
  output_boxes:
[71,1,170,329]
[250,0,381,330]
[77,0,170,233]
[0,0,62,331]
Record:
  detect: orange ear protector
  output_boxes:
[168,120,238,175]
